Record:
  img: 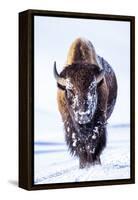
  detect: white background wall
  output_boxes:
[0,0,137,199]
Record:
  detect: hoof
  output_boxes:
[79,160,87,169]
[79,157,101,168]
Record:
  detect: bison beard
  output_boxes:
[64,114,107,168]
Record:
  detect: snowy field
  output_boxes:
[34,124,130,185]
[34,17,131,185]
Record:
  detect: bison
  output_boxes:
[54,38,117,168]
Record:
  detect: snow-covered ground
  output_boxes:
[34,17,131,185]
[34,125,130,185]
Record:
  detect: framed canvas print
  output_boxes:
[19,9,135,190]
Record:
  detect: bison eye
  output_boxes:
[88,84,97,97]
[91,87,96,92]
[66,89,74,98]
[89,82,97,93]
[89,80,97,90]
[90,87,96,96]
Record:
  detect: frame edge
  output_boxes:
[19,10,34,190]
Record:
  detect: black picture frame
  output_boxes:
[19,9,135,190]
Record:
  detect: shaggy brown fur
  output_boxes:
[55,38,117,168]
[66,38,99,66]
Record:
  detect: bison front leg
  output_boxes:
[92,124,107,161]
[95,156,101,164]
[79,154,101,168]
[79,157,87,169]
[77,146,87,168]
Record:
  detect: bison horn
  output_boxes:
[96,69,105,83]
[53,61,66,87]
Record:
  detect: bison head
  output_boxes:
[54,62,104,125]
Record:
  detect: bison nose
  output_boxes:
[78,101,88,113]
[78,109,90,116]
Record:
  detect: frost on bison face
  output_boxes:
[58,64,103,125]
[54,38,117,168]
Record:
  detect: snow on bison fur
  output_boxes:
[54,38,117,168]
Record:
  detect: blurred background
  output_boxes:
[34,16,130,184]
